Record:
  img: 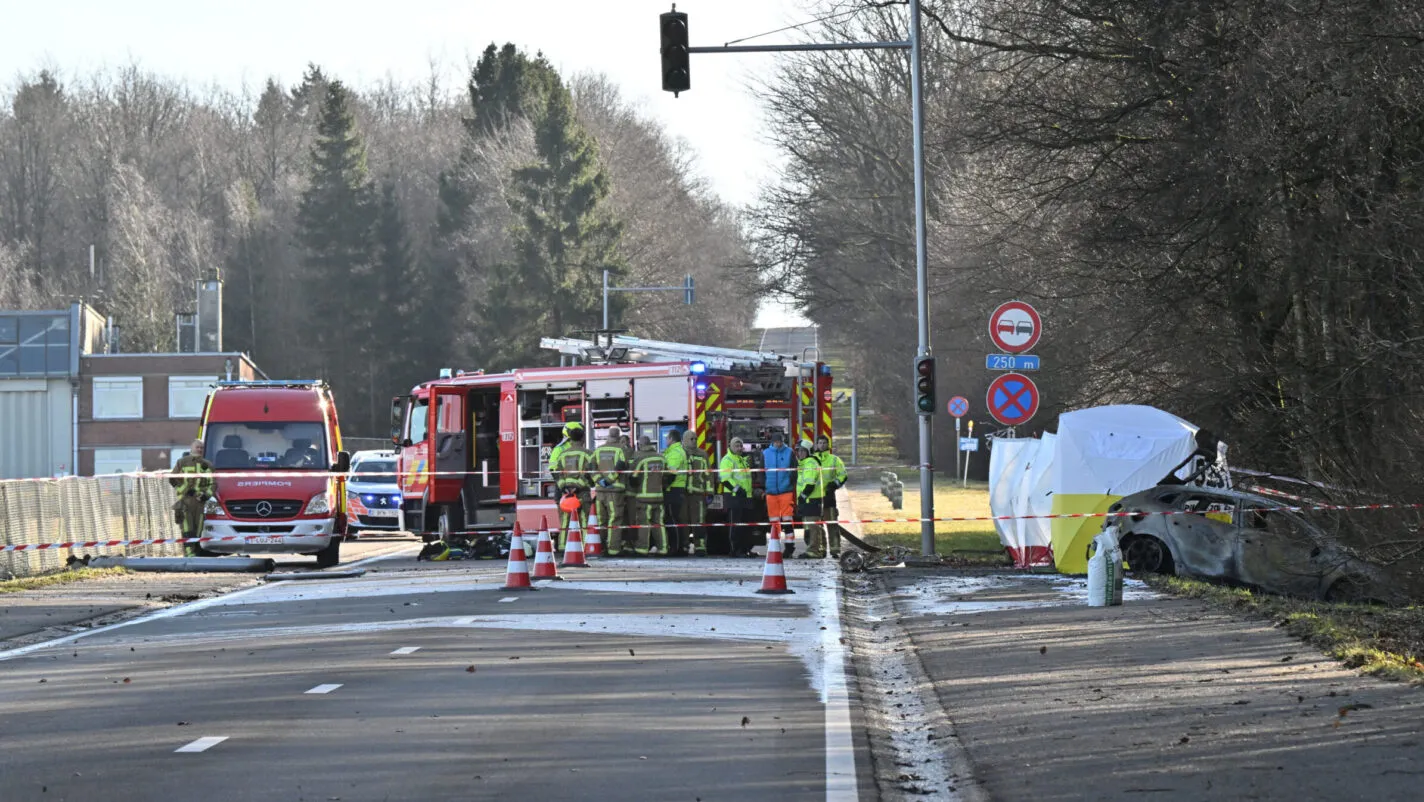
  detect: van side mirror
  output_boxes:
[390,395,407,443]
[334,451,351,473]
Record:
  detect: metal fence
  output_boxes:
[0,475,182,579]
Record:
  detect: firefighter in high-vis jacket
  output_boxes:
[795,439,828,558]
[682,430,712,555]
[170,439,214,557]
[815,436,848,557]
[552,422,592,548]
[719,437,754,556]
[592,426,634,556]
[661,429,689,556]
[630,435,668,554]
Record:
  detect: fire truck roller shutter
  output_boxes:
[633,376,689,423]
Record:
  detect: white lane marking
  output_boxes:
[305,684,343,694]
[390,646,420,655]
[175,736,227,753]
[820,573,859,801]
[498,597,519,603]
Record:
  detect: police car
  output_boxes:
[346,450,404,536]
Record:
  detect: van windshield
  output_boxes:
[205,422,328,470]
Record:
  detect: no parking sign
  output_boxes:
[987,373,1039,426]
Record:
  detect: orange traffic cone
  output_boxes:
[532,525,562,580]
[755,521,794,595]
[585,511,604,557]
[562,518,590,567]
[503,523,537,591]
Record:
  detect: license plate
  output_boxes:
[250,536,284,544]
[367,509,399,518]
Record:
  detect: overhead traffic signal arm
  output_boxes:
[915,356,936,416]
[660,8,690,96]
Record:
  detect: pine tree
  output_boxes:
[478,84,624,366]
[296,80,377,428]
[372,181,426,392]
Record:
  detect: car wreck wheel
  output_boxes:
[1122,536,1173,575]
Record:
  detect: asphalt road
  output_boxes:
[0,556,867,802]
[757,326,820,358]
[0,535,421,647]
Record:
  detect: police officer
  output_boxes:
[552,422,592,548]
[170,439,214,557]
[630,435,668,554]
[815,436,848,557]
[661,429,689,556]
[795,439,827,558]
[719,437,754,556]
[592,426,634,556]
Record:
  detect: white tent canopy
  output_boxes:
[1018,431,1056,563]
[988,435,1056,567]
[1049,404,1217,572]
[1053,405,1202,497]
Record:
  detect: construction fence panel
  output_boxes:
[0,475,182,580]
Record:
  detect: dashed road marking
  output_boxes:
[175,736,227,753]
[305,684,343,694]
[498,597,520,603]
[390,646,421,655]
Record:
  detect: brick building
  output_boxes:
[78,352,265,475]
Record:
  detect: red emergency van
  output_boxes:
[197,380,351,566]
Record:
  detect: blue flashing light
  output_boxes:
[695,382,708,392]
[820,364,832,375]
[689,361,707,375]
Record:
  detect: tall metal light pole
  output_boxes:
[908,0,935,557]
[668,1,936,555]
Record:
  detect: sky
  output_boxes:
[0,0,817,328]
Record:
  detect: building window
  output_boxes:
[168,377,215,419]
[0,313,71,377]
[93,448,143,475]
[93,376,144,419]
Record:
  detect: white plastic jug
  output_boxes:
[1087,526,1124,607]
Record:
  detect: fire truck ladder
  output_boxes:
[539,335,814,373]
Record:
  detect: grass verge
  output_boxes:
[1145,574,1424,684]
[845,478,1010,567]
[0,567,129,594]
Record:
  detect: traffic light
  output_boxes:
[660,8,690,96]
[914,356,935,415]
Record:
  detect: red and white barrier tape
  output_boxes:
[7,501,1421,553]
[0,463,909,484]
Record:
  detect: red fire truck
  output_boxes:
[390,336,833,552]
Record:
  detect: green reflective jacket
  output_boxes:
[662,442,688,489]
[718,452,751,495]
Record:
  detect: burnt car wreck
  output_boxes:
[1106,486,1398,603]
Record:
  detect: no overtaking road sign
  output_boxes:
[988,300,1042,354]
